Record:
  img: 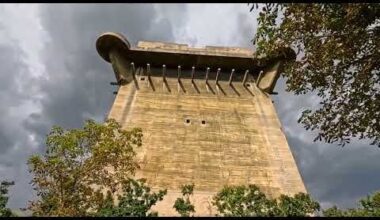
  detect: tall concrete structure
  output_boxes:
[96,32,306,216]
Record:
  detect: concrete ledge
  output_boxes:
[96,32,258,71]
[136,41,255,58]
[96,32,295,68]
[96,32,296,93]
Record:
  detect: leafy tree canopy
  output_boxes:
[27,119,143,216]
[0,180,14,217]
[173,184,195,217]
[276,192,320,217]
[323,191,380,217]
[96,178,167,217]
[251,3,380,147]
[212,184,319,217]
[23,116,380,217]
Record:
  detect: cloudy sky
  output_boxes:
[1,3,379,210]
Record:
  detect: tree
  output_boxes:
[212,184,319,217]
[322,205,346,217]
[212,185,277,217]
[173,184,195,217]
[27,119,143,216]
[323,191,380,217]
[96,178,167,217]
[250,3,380,147]
[275,192,320,216]
[0,180,14,217]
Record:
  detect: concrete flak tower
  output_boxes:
[96,32,306,216]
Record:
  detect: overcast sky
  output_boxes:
[1,4,379,210]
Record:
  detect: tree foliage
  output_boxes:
[212,184,319,217]
[212,185,277,217]
[96,178,167,217]
[323,191,380,217]
[0,180,14,217]
[276,192,320,216]
[173,184,195,217]
[251,3,380,147]
[23,115,380,217]
[27,119,143,216]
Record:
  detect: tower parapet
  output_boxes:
[96,32,295,94]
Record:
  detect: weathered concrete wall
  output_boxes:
[107,75,306,216]
[98,32,305,216]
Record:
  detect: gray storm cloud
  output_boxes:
[0,3,379,211]
[273,77,380,208]
[0,28,40,208]
[2,4,188,208]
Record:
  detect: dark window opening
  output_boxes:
[185,119,191,124]
[201,120,206,125]
[140,77,145,81]
[245,83,250,87]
